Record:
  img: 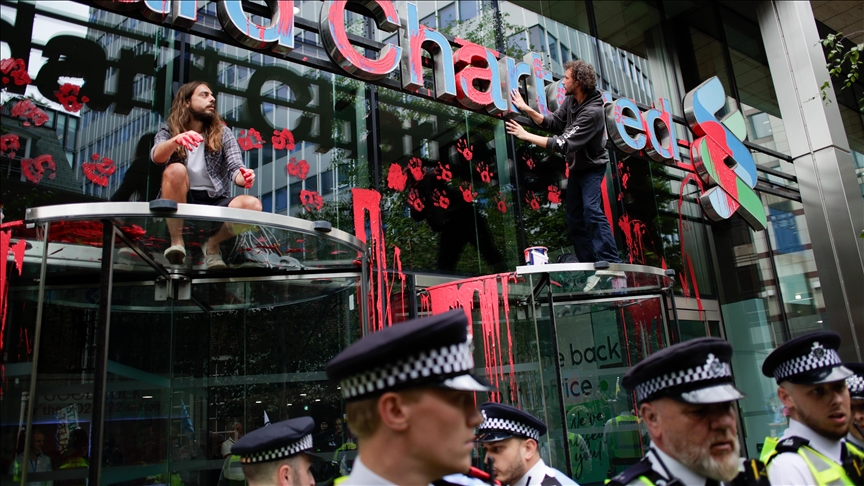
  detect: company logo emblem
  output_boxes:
[684,77,766,231]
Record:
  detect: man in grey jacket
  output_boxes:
[506,60,619,265]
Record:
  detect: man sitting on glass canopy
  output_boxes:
[151,81,261,269]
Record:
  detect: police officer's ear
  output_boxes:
[377,391,416,432]
[639,402,661,436]
[523,438,539,461]
[276,462,293,486]
[777,383,795,410]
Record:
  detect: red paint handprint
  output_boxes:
[237,128,265,151]
[10,99,48,127]
[21,154,55,184]
[54,83,88,113]
[1,134,20,158]
[476,161,494,183]
[548,185,561,204]
[435,161,452,182]
[564,162,570,179]
[407,188,425,212]
[387,163,407,191]
[300,190,324,211]
[286,157,310,180]
[525,191,540,211]
[460,182,477,203]
[83,153,116,186]
[522,154,535,170]
[495,192,507,213]
[432,189,450,209]
[408,157,424,181]
[0,58,32,86]
[271,128,295,150]
[456,139,474,161]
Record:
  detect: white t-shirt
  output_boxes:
[187,142,214,191]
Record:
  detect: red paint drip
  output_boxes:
[425,273,519,404]
[601,175,613,233]
[277,1,293,36]
[677,173,705,312]
[1,223,27,400]
[352,189,389,331]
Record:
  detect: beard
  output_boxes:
[666,431,741,482]
[493,455,528,485]
[190,105,215,124]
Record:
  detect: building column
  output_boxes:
[757,1,863,359]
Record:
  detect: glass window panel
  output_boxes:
[459,0,478,21]
[421,14,436,29]
[547,33,559,62]
[439,3,457,31]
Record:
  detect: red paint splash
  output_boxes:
[0,58,32,86]
[547,185,561,204]
[54,83,88,113]
[408,157,424,181]
[272,128,295,150]
[21,154,56,184]
[677,173,706,318]
[600,175,614,236]
[425,273,518,404]
[455,139,474,161]
[476,161,493,183]
[525,191,540,211]
[432,189,449,209]
[10,99,48,127]
[1,221,28,398]
[352,189,389,330]
[495,192,507,213]
[82,154,116,186]
[299,190,323,211]
[0,133,21,158]
[460,182,477,203]
[617,214,648,265]
[286,157,309,180]
[387,163,407,192]
[435,161,452,182]
[237,128,265,151]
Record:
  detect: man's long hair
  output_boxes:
[166,81,223,158]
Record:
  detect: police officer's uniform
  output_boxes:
[609,338,768,486]
[326,309,494,486]
[230,416,319,485]
[759,331,864,486]
[475,402,577,485]
[846,362,864,450]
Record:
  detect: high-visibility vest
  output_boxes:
[761,436,864,486]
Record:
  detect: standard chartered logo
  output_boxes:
[684,77,767,231]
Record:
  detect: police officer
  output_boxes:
[326,309,494,485]
[476,402,577,485]
[847,363,864,450]
[759,331,864,485]
[609,337,767,486]
[230,417,318,486]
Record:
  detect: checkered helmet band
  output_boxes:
[240,434,312,464]
[634,353,732,403]
[340,340,473,399]
[848,374,864,397]
[773,341,841,382]
[478,412,541,442]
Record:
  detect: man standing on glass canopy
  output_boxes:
[505,60,621,274]
[151,81,261,269]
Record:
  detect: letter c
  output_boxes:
[320,0,401,80]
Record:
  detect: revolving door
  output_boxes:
[1,203,367,486]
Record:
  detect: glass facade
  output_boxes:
[1,1,861,485]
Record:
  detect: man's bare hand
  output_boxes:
[174,131,203,151]
[237,167,255,188]
[505,119,528,140]
[510,89,529,112]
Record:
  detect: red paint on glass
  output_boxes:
[352,188,389,331]
[0,134,20,158]
[0,58,32,86]
[272,128,295,150]
[237,128,265,151]
[547,185,561,204]
[476,161,493,183]
[82,155,116,186]
[435,161,452,182]
[495,192,507,214]
[299,190,323,211]
[432,189,450,209]
[286,157,309,180]
[54,83,86,113]
[21,154,56,184]
[456,139,474,161]
[387,163,407,192]
[525,191,540,211]
[601,175,613,234]
[460,182,477,203]
[10,99,48,126]
[408,157,424,181]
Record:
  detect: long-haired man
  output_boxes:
[151,81,261,269]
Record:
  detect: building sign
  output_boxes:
[42,0,765,230]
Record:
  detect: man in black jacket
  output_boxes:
[506,60,620,264]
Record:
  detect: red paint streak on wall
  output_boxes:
[677,173,705,317]
[1,221,27,400]
[393,246,405,323]
[617,214,648,265]
[276,0,294,36]
[353,188,388,331]
[601,175,613,234]
[425,273,518,404]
